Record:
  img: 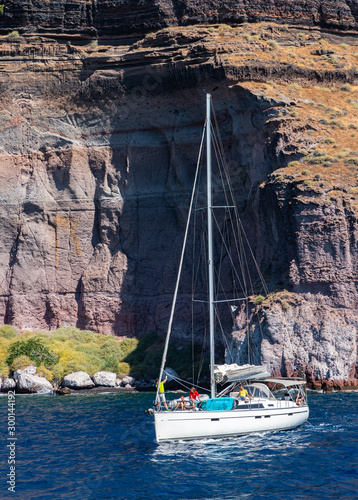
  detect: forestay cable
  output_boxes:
[155,123,207,405]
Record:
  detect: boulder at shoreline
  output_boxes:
[93,371,117,387]
[9,366,52,394]
[55,387,71,395]
[2,378,16,390]
[63,371,95,389]
[16,373,53,394]
[121,375,135,386]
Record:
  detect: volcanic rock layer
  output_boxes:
[0,0,358,35]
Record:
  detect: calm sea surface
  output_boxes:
[0,391,357,499]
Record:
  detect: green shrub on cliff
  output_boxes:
[6,338,59,368]
[0,325,17,340]
[267,40,278,49]
[0,361,9,378]
[0,5,4,15]
[118,362,130,374]
[7,30,19,40]
[102,354,120,374]
[0,337,10,377]
[53,326,96,344]
[10,355,34,371]
[50,342,98,379]
[36,364,53,382]
[46,327,137,379]
[100,356,130,375]
[0,325,205,382]
[254,294,265,305]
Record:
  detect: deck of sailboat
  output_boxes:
[156,397,307,414]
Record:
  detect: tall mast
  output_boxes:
[206,93,216,399]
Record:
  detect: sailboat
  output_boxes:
[153,94,309,442]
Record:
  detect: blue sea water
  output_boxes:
[0,391,357,500]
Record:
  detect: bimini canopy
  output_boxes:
[262,378,307,387]
[214,363,271,383]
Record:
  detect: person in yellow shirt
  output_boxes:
[238,385,251,402]
[155,375,169,411]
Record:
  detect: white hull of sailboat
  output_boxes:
[154,403,309,442]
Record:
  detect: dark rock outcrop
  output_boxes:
[0,0,357,37]
[56,386,72,395]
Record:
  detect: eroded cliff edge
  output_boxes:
[0,22,357,388]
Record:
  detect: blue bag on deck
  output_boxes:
[199,397,235,411]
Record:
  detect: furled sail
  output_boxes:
[214,363,271,383]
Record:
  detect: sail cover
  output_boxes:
[214,363,271,383]
[261,378,307,387]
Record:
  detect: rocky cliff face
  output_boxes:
[0,20,357,387]
[0,0,358,36]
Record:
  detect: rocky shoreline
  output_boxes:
[0,366,143,395]
[1,364,356,395]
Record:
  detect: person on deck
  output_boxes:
[155,375,169,411]
[296,392,303,406]
[174,395,186,411]
[238,385,251,402]
[189,387,201,407]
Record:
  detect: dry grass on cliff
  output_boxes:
[128,22,358,201]
[200,22,358,72]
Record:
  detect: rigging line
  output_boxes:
[208,221,236,362]
[210,113,262,367]
[249,306,263,365]
[246,296,251,365]
[191,151,203,384]
[192,211,207,302]
[211,107,268,370]
[210,106,269,298]
[196,213,210,387]
[215,210,225,304]
[235,210,269,296]
[191,286,195,383]
[156,122,207,402]
[215,306,234,361]
[209,239,245,338]
[211,210,246,295]
[214,131,269,297]
[211,135,254,364]
[211,136,250,301]
[210,198,252,363]
[217,382,240,398]
[196,300,207,386]
[214,212,234,327]
[164,370,208,393]
[210,101,227,174]
[192,185,209,387]
[192,298,246,303]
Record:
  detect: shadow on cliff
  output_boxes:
[74,69,303,341]
[123,331,210,383]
